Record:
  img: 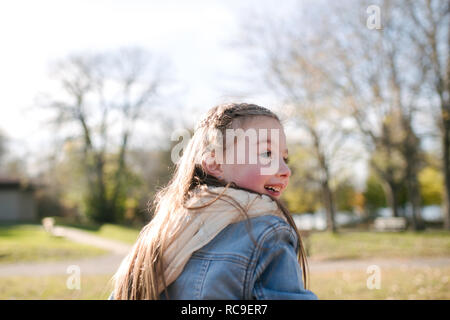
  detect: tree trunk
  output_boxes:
[322,181,337,233]
[443,116,450,229]
[403,119,424,230]
[109,131,130,222]
[94,153,110,223]
[406,173,424,230]
[381,180,399,217]
[443,16,450,230]
[309,126,337,233]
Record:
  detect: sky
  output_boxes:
[0,0,304,152]
[0,0,247,149]
[0,0,368,187]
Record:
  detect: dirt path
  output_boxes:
[0,226,449,276]
[51,226,132,255]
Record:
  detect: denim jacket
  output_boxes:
[158,214,317,300]
[109,214,317,300]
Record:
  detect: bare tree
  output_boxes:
[235,4,363,233]
[319,0,428,229]
[404,0,450,228]
[234,0,440,230]
[40,46,167,223]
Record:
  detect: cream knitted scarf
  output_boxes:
[157,185,287,294]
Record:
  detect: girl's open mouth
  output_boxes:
[264,185,282,197]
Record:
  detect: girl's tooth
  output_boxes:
[265,186,280,193]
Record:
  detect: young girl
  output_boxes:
[111,103,317,300]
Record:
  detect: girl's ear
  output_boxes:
[201,151,224,179]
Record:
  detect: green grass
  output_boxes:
[52,216,450,261]
[1,266,449,299]
[29,217,450,263]
[306,230,450,261]
[0,224,108,264]
[0,274,114,300]
[58,221,450,261]
[2,220,449,299]
[310,266,450,299]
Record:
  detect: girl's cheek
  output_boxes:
[235,166,266,190]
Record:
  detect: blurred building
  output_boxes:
[0,178,37,222]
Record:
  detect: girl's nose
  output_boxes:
[277,158,291,178]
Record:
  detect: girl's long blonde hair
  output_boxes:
[112,103,309,299]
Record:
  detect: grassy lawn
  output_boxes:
[1,222,449,300]
[0,274,114,300]
[0,224,108,264]
[310,266,450,299]
[1,266,448,299]
[306,230,450,261]
[1,220,449,299]
[8,219,447,264]
[54,220,450,261]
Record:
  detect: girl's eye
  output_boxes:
[260,152,289,163]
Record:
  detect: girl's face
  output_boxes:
[220,116,291,199]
